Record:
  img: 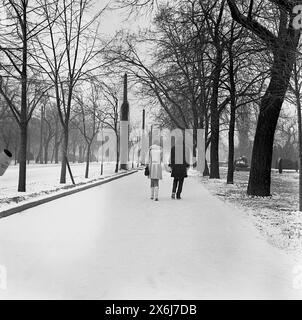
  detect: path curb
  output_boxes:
[0,170,138,219]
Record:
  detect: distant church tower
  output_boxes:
[120,74,130,170]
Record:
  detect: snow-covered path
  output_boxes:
[0,171,301,300]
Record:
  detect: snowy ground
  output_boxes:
[0,171,301,300]
[0,162,124,212]
[199,168,302,258]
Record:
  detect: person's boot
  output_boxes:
[171,193,176,199]
[176,193,181,200]
[154,187,159,201]
[151,187,155,200]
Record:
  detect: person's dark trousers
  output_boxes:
[172,178,184,196]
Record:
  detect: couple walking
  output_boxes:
[146,140,190,201]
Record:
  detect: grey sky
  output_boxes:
[98,0,152,36]
[96,1,154,129]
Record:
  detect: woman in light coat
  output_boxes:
[148,141,163,201]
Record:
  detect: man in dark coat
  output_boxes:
[169,143,190,199]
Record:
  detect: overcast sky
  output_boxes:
[98,1,152,36]
[96,1,154,128]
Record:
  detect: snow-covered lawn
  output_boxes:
[199,168,302,258]
[0,162,126,212]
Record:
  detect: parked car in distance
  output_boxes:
[234,156,250,172]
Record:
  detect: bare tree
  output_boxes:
[74,81,103,178]
[288,47,302,211]
[227,0,301,196]
[223,20,267,184]
[43,101,57,164]
[101,82,120,173]
[33,0,107,183]
[0,0,53,191]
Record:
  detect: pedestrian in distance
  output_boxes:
[169,141,190,200]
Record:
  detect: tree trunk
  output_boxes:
[44,138,50,164]
[227,106,236,184]
[193,127,197,168]
[18,123,27,192]
[85,143,91,179]
[203,159,210,177]
[247,49,295,196]
[237,110,251,160]
[53,119,59,164]
[54,142,59,164]
[27,127,31,165]
[14,143,18,165]
[35,149,41,163]
[60,125,69,184]
[36,106,44,164]
[203,115,210,177]
[79,145,83,163]
[210,49,223,179]
[73,143,76,163]
[18,26,28,192]
[247,104,281,196]
[40,106,44,164]
[50,144,54,163]
[115,133,120,173]
[294,62,302,212]
[227,44,236,185]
